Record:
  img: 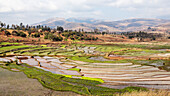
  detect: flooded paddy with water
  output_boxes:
[0,42,170,95]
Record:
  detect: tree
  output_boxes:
[44,35,48,39]
[12,31,19,36]
[48,33,55,40]
[20,23,23,28]
[1,23,4,28]
[34,33,40,38]
[28,31,31,37]
[7,24,10,29]
[19,32,27,37]
[128,36,134,39]
[57,26,64,32]
[70,36,74,40]
[102,32,106,35]
[5,31,11,36]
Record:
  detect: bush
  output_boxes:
[34,33,40,38]
[28,31,31,36]
[53,36,63,41]
[64,38,67,41]
[19,32,27,37]
[1,28,5,32]
[44,33,63,41]
[70,36,74,40]
[12,31,27,37]
[57,26,64,32]
[5,31,11,36]
[12,31,19,36]
[44,35,48,39]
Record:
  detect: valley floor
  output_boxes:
[0,41,169,95]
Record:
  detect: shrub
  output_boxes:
[44,35,48,39]
[12,31,19,36]
[28,31,31,36]
[5,31,11,36]
[1,28,5,32]
[34,33,40,38]
[19,32,27,37]
[53,36,63,41]
[128,36,134,39]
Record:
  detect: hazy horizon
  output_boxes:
[0,0,170,25]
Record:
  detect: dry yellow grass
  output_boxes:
[115,90,170,96]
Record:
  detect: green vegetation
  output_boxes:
[69,56,129,63]
[0,67,76,96]
[62,31,98,41]
[61,45,66,48]
[11,31,27,37]
[117,44,170,49]
[5,31,11,36]
[72,43,170,57]
[114,49,169,56]
[74,43,170,51]
[0,45,31,52]
[41,45,47,47]
[0,42,169,95]
[44,33,63,41]
[68,68,81,72]
[81,76,104,83]
[0,42,20,45]
[122,31,162,41]
[0,63,148,95]
[32,32,41,38]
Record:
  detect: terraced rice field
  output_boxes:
[69,61,170,89]
[0,42,170,95]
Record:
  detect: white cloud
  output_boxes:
[0,0,170,24]
[0,0,93,13]
[0,0,61,12]
[109,0,170,17]
[109,0,158,8]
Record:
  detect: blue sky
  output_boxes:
[0,0,170,24]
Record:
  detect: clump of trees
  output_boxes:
[31,33,41,38]
[19,32,27,37]
[44,33,63,41]
[0,21,100,42]
[5,31,11,36]
[122,31,162,41]
[12,31,19,36]
[62,31,98,41]
[12,31,27,37]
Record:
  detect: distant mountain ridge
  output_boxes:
[33,17,170,32]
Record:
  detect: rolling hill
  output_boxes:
[33,17,170,32]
